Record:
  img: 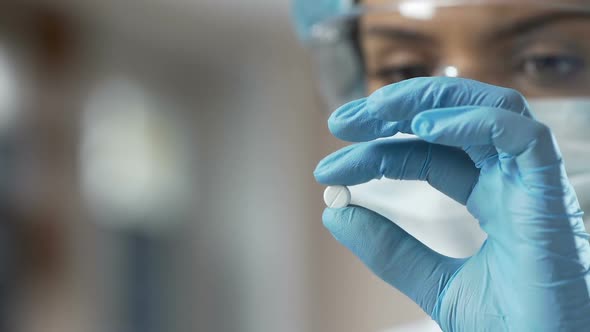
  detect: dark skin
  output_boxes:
[359,1,590,97]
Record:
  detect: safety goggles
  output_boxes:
[307,0,590,108]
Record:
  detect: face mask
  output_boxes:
[528,98,590,178]
[349,98,590,258]
[529,98,590,227]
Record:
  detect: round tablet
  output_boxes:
[323,185,351,208]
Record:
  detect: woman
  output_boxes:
[294,1,590,330]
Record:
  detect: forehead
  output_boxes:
[360,5,531,29]
[359,4,590,43]
[361,0,590,23]
[361,3,560,24]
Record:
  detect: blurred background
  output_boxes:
[0,0,427,331]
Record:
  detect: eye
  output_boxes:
[517,54,585,83]
[370,64,432,84]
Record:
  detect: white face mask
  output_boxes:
[349,98,590,258]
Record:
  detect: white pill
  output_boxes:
[323,185,351,208]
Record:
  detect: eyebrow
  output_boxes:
[491,11,590,40]
[362,25,436,44]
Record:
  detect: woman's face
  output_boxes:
[359,1,590,97]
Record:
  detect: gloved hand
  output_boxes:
[314,77,590,331]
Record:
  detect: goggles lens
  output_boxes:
[309,2,590,107]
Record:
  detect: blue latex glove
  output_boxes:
[314,77,590,331]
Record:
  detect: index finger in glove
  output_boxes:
[329,77,532,142]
